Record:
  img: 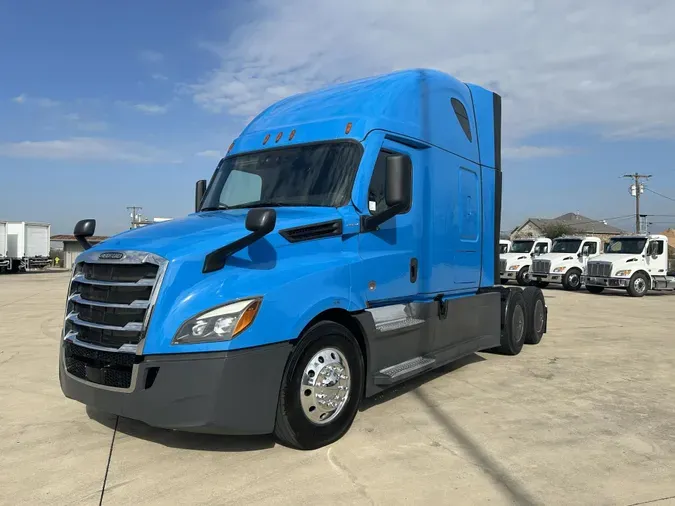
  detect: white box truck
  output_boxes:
[6,221,52,272]
[0,221,8,272]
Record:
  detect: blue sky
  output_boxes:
[2,0,675,235]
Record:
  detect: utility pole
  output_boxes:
[126,206,143,229]
[623,173,651,233]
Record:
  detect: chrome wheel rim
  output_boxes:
[534,300,544,333]
[634,277,647,294]
[569,273,580,287]
[512,305,525,342]
[300,347,351,425]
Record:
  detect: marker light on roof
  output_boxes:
[263,134,270,145]
[288,129,296,141]
[275,132,283,142]
[345,122,352,134]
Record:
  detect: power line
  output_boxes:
[623,173,652,233]
[644,186,675,203]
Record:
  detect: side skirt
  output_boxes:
[354,291,502,398]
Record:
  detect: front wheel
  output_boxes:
[627,272,649,297]
[516,266,531,286]
[562,268,582,291]
[274,321,364,450]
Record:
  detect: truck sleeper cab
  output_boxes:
[529,236,602,290]
[59,69,548,450]
[500,237,552,286]
[583,234,675,297]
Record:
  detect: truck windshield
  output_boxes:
[551,239,581,253]
[510,240,534,253]
[200,141,363,210]
[606,238,647,254]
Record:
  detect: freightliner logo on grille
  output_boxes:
[98,252,125,260]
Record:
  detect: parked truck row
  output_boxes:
[500,233,675,297]
[0,221,52,274]
[58,69,550,450]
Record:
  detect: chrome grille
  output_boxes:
[586,261,612,278]
[499,259,507,274]
[63,250,167,354]
[531,259,551,275]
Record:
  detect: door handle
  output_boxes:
[410,258,418,283]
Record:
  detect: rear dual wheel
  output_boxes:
[496,286,546,355]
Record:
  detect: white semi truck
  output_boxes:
[500,237,552,286]
[5,221,52,272]
[529,236,602,290]
[0,221,8,272]
[499,239,511,253]
[582,234,675,297]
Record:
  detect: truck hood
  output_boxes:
[89,207,345,261]
[501,252,532,264]
[587,253,642,268]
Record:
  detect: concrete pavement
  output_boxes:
[1,271,674,505]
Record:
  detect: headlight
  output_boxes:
[553,266,566,273]
[172,298,262,344]
[508,265,520,270]
[615,270,631,277]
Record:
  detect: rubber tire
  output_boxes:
[586,285,604,294]
[273,321,364,450]
[533,280,549,288]
[516,266,531,286]
[495,289,527,355]
[522,287,546,345]
[562,268,582,291]
[627,272,649,298]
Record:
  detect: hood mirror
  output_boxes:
[74,219,96,250]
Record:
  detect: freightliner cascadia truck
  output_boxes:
[59,69,549,450]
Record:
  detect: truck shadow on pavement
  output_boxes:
[86,407,276,452]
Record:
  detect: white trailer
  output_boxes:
[499,237,552,286]
[529,236,603,290]
[582,234,675,297]
[0,221,8,272]
[6,221,52,272]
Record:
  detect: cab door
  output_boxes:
[580,240,598,267]
[356,138,422,304]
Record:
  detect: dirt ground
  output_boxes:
[1,271,674,506]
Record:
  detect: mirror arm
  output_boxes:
[203,229,269,273]
[360,203,406,232]
[76,236,93,251]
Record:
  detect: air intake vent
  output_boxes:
[280,219,343,243]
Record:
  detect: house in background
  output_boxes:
[510,212,626,243]
[51,234,110,269]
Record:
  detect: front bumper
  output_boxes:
[59,340,292,435]
[530,273,564,284]
[501,270,518,280]
[581,276,630,288]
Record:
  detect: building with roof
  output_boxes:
[50,234,110,269]
[510,212,626,243]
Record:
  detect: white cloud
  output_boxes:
[0,137,177,164]
[195,150,223,158]
[151,73,169,81]
[11,93,60,107]
[64,113,108,131]
[139,49,164,64]
[503,145,573,159]
[133,103,169,114]
[187,0,675,146]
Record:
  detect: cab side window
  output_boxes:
[582,242,597,255]
[534,242,548,254]
[368,149,412,215]
[653,240,665,255]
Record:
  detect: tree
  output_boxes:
[540,222,574,239]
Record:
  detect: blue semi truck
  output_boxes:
[59,69,548,450]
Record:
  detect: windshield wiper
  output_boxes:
[200,204,231,211]
[228,201,302,209]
